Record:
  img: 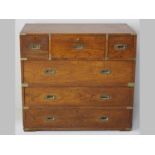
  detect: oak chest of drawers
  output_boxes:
[20,24,136,131]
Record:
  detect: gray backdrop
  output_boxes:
[140,20,155,134]
[0,20,15,134]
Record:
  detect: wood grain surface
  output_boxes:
[23,60,135,86]
[24,87,133,107]
[51,34,106,59]
[108,34,136,59]
[20,34,49,60]
[24,107,132,130]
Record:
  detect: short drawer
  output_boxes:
[24,87,133,107]
[20,34,49,60]
[51,34,106,59]
[108,35,136,59]
[24,107,132,130]
[23,61,135,86]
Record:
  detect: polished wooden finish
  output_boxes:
[108,35,136,59]
[23,60,134,86]
[51,34,106,59]
[24,87,133,107]
[24,107,132,130]
[20,24,136,131]
[20,34,49,60]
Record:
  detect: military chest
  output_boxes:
[20,24,136,131]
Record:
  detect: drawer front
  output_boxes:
[51,34,106,59]
[108,35,136,59]
[24,108,132,130]
[23,61,134,86]
[20,35,49,60]
[24,87,133,107]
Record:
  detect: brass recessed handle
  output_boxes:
[100,69,111,75]
[44,94,56,100]
[73,43,84,50]
[44,115,55,122]
[100,116,109,122]
[30,43,41,50]
[44,68,56,75]
[114,44,128,51]
[100,95,111,100]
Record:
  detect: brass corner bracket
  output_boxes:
[126,106,133,110]
[128,83,135,88]
[23,106,29,110]
[49,53,52,60]
[125,128,132,131]
[21,58,28,61]
[20,33,27,36]
[130,32,137,36]
[22,83,28,87]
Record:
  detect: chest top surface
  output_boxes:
[20,23,136,34]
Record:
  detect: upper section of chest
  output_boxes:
[20,24,137,60]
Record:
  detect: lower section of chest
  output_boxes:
[22,60,134,131]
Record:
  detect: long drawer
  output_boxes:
[24,87,133,107]
[24,107,132,130]
[23,60,135,86]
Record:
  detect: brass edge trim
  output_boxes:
[128,82,135,87]
[130,32,137,36]
[22,83,28,87]
[20,33,26,36]
[49,53,52,60]
[126,107,133,110]
[24,128,32,131]
[24,128,47,131]
[21,58,28,61]
[105,34,109,60]
[23,106,29,110]
[125,128,132,131]
[48,34,52,60]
